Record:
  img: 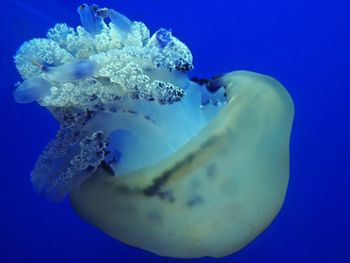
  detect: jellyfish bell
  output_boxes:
[70,70,294,258]
[13,3,294,258]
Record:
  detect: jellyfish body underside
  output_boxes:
[70,70,294,258]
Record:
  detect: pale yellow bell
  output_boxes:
[70,70,294,258]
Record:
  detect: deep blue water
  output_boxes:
[0,0,349,262]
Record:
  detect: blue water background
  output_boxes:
[0,0,349,262]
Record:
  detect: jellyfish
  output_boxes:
[13,4,294,258]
